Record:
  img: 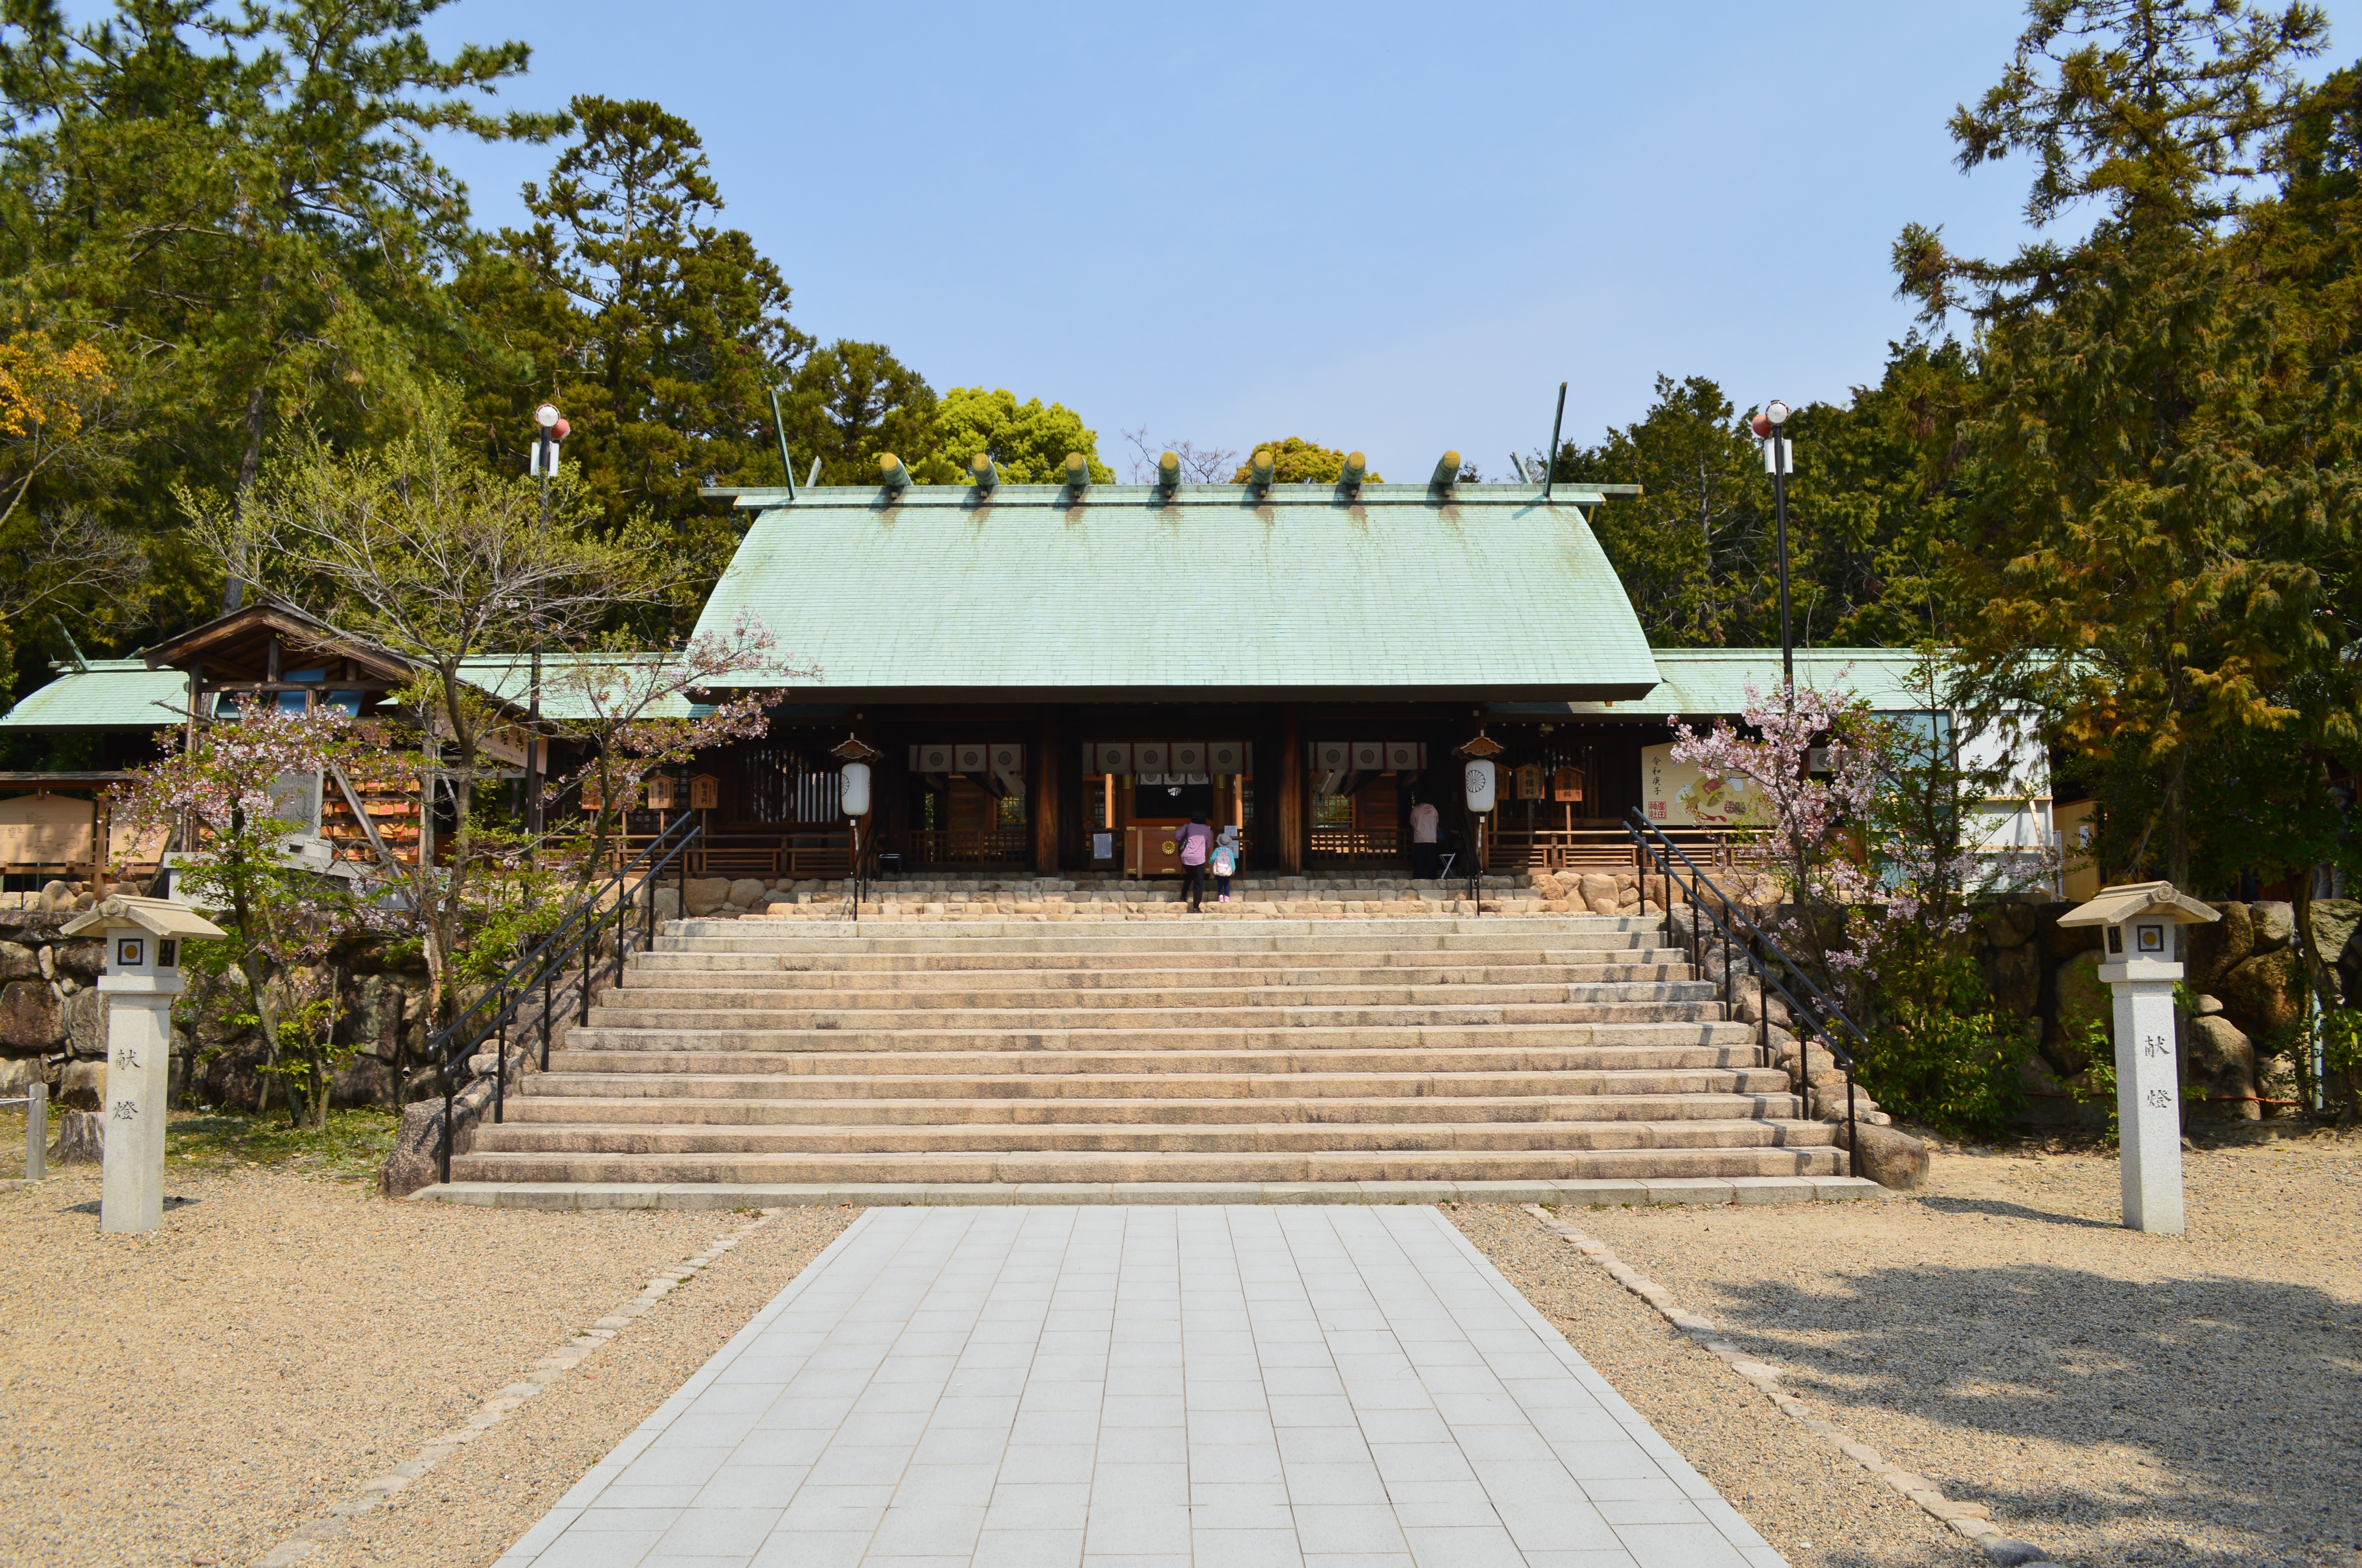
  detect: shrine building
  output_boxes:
[0,455,2057,889]
[676,459,2054,881]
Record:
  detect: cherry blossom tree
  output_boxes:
[1670,654,2046,1134]
[111,707,411,1126]
[539,613,818,878]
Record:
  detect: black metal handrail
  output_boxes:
[1624,810,1867,1165]
[430,814,702,1182]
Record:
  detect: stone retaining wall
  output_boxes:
[1974,898,2355,1124]
[0,885,433,1115]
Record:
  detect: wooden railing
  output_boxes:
[1310,827,1400,864]
[907,828,1030,867]
[620,828,849,880]
[1488,823,1764,874]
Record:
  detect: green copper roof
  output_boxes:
[0,654,704,732]
[454,654,704,722]
[0,660,189,730]
[691,482,1659,702]
[1510,648,1947,719]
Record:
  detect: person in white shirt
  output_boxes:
[1409,796,1441,879]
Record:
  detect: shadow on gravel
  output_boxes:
[64,1194,197,1215]
[1710,1263,2360,1566]
[1912,1195,2120,1230]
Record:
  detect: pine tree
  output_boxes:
[457,95,810,595]
[1897,0,2349,888]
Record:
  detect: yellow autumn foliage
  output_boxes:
[0,329,110,443]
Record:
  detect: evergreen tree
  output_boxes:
[0,0,552,614]
[1548,375,1772,646]
[777,340,949,484]
[1897,0,2350,888]
[457,95,810,593]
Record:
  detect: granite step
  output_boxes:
[425,912,1846,1195]
[598,979,1720,1008]
[447,1144,1848,1185]
[582,1001,1732,1032]
[626,949,1695,975]
[496,1091,1811,1127]
[523,1065,1794,1100]
[464,1116,1829,1157]
[557,1019,1758,1054]
[619,959,1699,986]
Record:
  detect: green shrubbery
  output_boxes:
[1855,940,2033,1139]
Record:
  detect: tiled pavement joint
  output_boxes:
[248,1209,779,1568]
[1519,1204,2064,1568]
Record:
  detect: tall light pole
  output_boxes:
[1750,400,1794,688]
[527,403,567,844]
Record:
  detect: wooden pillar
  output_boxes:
[1278,706,1304,874]
[1033,710,1060,874]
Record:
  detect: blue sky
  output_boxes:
[417,0,2361,482]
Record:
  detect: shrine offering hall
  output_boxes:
[679,461,1694,881]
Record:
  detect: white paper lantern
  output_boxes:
[840,761,871,817]
[1463,759,1497,813]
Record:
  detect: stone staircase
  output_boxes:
[451,914,1847,1189]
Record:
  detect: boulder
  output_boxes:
[682,876,731,917]
[0,980,60,1049]
[2186,902,2252,993]
[343,973,408,1063]
[2182,1014,2259,1120]
[2015,1051,2094,1126]
[57,1058,104,1109]
[652,885,681,924]
[2042,907,2105,966]
[1846,1121,1930,1189]
[2251,900,2296,952]
[2046,949,2110,1072]
[1984,940,2042,1021]
[1578,873,1619,915]
[52,1108,102,1162]
[331,1050,397,1109]
[0,1055,36,1094]
[2307,900,2360,1002]
[0,941,36,982]
[51,939,102,980]
[2191,992,2224,1016]
[2218,947,2302,1040]
[1981,901,2041,950]
[62,988,105,1058]
[35,880,74,913]
[727,878,769,909]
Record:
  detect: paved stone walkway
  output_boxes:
[495,1206,1786,1568]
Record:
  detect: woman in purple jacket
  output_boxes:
[1176,813,1214,913]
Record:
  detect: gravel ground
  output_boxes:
[311,1204,851,1568]
[1455,1127,2362,1568]
[0,1163,849,1568]
[1453,1203,1967,1568]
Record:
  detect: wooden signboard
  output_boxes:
[0,793,95,870]
[688,773,720,811]
[645,774,677,811]
[1514,764,1543,801]
[1553,767,1585,804]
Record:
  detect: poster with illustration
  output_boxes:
[1640,744,1762,828]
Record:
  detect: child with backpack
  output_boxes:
[1211,824,1240,903]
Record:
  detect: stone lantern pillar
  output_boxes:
[2058,880,2220,1235]
[60,895,227,1234]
